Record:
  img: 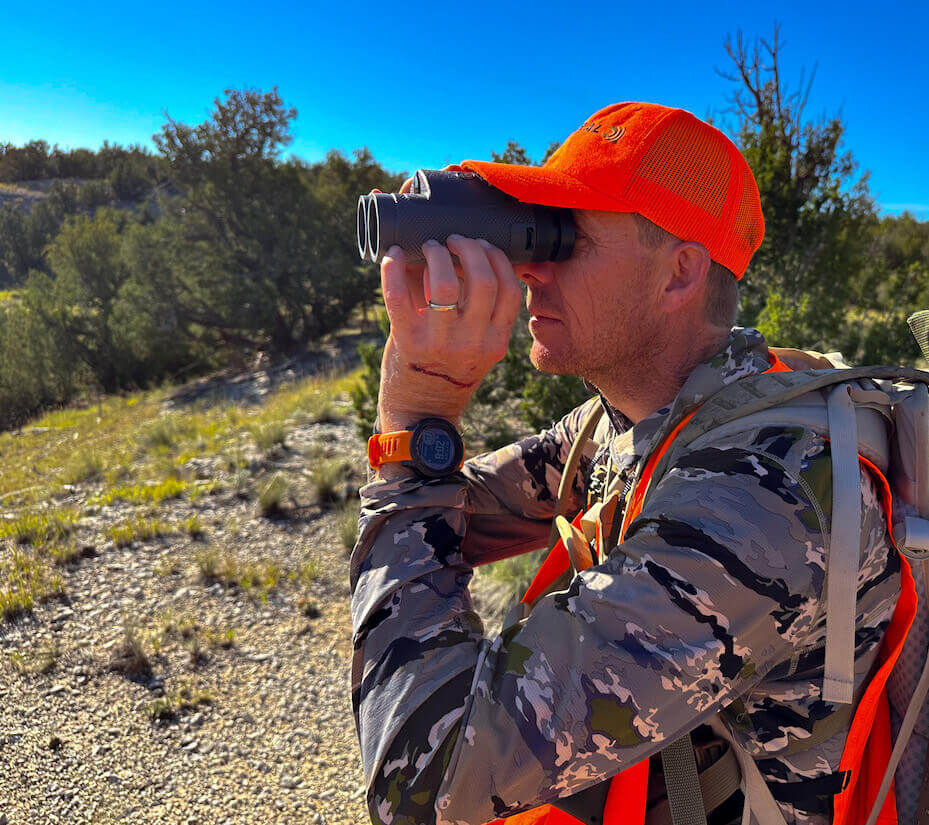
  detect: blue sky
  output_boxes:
[1,0,926,219]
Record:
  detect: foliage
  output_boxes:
[716,26,926,364]
[0,140,164,187]
[152,88,404,354]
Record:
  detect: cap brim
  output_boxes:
[459,159,636,213]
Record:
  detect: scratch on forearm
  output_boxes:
[409,363,477,389]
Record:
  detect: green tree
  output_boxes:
[0,140,53,181]
[0,283,79,429]
[41,210,136,390]
[155,87,371,352]
[718,26,876,350]
[303,148,407,330]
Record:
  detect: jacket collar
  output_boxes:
[597,327,772,476]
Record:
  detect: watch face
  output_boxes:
[416,428,455,472]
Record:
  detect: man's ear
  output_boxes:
[660,241,711,313]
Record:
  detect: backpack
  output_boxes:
[525,317,929,825]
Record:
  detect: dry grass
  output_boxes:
[310,458,350,504]
[0,367,362,624]
[0,367,362,511]
[94,477,188,506]
[184,515,205,540]
[258,473,289,516]
[152,611,236,665]
[248,420,287,452]
[107,517,175,548]
[145,680,214,721]
[336,501,359,550]
[0,548,64,621]
[60,448,105,485]
[194,546,282,602]
[8,637,61,676]
[108,618,153,680]
[0,510,78,545]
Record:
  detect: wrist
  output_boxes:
[379,338,475,430]
[368,417,465,479]
[377,405,462,433]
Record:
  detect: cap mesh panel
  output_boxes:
[732,164,764,251]
[633,118,731,218]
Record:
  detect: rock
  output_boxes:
[279,774,301,789]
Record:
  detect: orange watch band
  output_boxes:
[368,431,414,470]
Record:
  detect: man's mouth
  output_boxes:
[528,307,559,322]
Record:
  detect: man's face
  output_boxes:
[515,210,666,383]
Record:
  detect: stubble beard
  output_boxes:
[528,306,668,408]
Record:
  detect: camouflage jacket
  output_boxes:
[350,328,901,825]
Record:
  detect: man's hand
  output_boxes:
[373,168,523,434]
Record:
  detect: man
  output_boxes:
[350,102,900,825]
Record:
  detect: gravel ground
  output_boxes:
[0,351,518,825]
[0,412,374,825]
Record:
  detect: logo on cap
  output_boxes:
[579,121,625,143]
[603,126,625,142]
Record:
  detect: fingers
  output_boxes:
[421,240,460,308]
[483,243,523,328]
[446,235,497,320]
[380,246,417,328]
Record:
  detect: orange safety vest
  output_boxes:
[486,355,918,825]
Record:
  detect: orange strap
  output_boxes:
[832,461,916,825]
[368,430,413,469]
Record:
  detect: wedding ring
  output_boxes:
[427,301,458,312]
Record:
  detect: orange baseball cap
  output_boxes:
[460,102,765,279]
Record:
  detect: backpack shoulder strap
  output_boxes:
[650,366,929,489]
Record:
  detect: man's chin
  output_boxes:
[529,343,577,376]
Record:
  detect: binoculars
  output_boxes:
[356,169,576,265]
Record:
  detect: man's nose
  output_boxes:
[516,261,556,286]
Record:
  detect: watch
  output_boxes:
[368,418,465,479]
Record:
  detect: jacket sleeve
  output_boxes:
[349,425,889,825]
[458,395,602,566]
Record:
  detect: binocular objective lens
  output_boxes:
[356,196,369,261]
